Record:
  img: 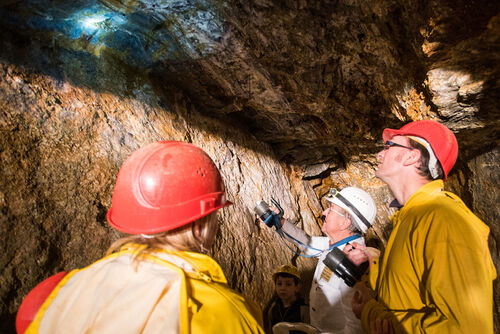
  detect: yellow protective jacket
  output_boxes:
[362,180,496,333]
[26,245,264,334]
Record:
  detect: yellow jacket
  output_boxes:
[362,180,496,333]
[26,245,264,333]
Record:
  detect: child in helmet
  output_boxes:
[264,264,310,334]
[16,141,264,334]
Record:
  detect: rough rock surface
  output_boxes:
[464,148,500,331]
[0,60,317,331]
[0,0,498,333]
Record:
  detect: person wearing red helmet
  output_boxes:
[17,141,264,334]
[346,120,496,333]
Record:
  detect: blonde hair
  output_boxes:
[106,213,219,268]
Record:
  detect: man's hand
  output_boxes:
[343,242,368,266]
[343,242,380,267]
[352,281,373,319]
[256,206,284,228]
[370,317,394,334]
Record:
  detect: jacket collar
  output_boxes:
[121,243,228,284]
[404,179,444,208]
[162,250,228,284]
[390,180,444,223]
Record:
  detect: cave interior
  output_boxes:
[0,0,499,333]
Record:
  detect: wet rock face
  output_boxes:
[0,0,498,333]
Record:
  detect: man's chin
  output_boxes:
[375,171,388,184]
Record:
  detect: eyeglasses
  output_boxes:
[328,207,348,218]
[383,141,414,151]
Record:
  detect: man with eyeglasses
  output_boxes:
[346,120,496,333]
[267,187,377,333]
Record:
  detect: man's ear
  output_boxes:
[342,217,352,230]
[402,149,421,167]
[192,221,203,242]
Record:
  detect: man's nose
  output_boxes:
[377,149,385,160]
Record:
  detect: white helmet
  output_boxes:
[325,187,376,233]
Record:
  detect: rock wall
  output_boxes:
[0,60,319,332]
[460,148,500,331]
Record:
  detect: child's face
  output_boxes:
[275,276,299,304]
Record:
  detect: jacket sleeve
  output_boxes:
[280,220,311,251]
[360,300,403,333]
[281,220,329,257]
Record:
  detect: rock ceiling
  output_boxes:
[0,0,498,165]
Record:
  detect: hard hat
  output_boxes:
[16,272,68,334]
[273,264,301,281]
[325,187,376,233]
[107,141,232,234]
[382,120,458,180]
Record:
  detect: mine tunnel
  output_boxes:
[0,0,499,333]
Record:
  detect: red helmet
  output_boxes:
[382,120,458,180]
[107,141,232,234]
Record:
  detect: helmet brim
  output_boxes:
[383,127,433,142]
[382,128,403,142]
[107,200,232,234]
